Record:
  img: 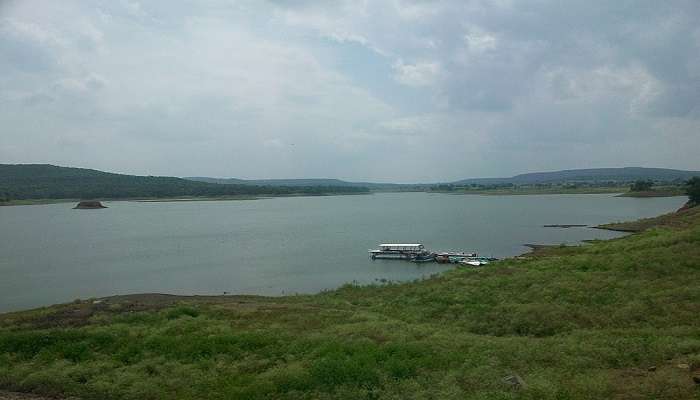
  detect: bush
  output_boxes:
[630,180,654,192]
[166,306,200,319]
[686,176,700,205]
[310,354,380,387]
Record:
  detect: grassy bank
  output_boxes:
[597,204,700,232]
[1,210,700,399]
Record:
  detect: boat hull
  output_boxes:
[370,252,415,260]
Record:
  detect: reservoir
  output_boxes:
[0,193,687,313]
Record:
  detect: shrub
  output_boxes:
[686,176,700,205]
[630,180,653,192]
[166,306,200,319]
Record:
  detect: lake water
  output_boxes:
[0,193,686,313]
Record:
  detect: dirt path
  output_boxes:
[0,391,65,400]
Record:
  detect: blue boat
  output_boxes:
[412,253,435,263]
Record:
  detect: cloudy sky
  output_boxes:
[1,0,699,182]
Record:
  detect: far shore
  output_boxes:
[0,192,371,207]
[436,186,687,197]
[1,187,687,206]
[442,189,625,196]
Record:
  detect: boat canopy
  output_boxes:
[379,244,425,251]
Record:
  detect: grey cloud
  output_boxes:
[0,19,60,73]
[646,84,700,118]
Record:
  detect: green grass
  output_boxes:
[1,211,700,399]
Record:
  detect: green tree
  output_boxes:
[686,176,700,206]
[630,180,653,192]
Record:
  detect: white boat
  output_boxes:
[369,243,428,260]
[459,256,492,267]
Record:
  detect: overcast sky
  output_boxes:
[1,0,699,182]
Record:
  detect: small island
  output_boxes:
[73,200,107,209]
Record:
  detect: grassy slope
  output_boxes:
[1,213,700,399]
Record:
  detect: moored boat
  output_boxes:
[369,244,428,260]
[370,244,494,265]
[412,252,435,263]
[435,252,477,263]
[435,253,451,263]
[459,256,496,267]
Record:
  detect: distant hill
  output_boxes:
[186,177,405,190]
[451,167,700,186]
[189,167,700,189]
[0,164,369,201]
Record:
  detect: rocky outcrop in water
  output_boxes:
[73,201,107,209]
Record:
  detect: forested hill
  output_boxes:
[0,164,369,201]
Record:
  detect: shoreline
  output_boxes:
[594,202,699,232]
[0,192,372,207]
[519,203,697,258]
[1,191,687,207]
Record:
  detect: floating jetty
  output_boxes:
[369,243,496,265]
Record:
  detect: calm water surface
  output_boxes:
[0,193,686,312]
